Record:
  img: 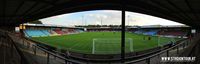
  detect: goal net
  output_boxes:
[92,38,133,54]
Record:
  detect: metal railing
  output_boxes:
[33,44,84,64]
[0,30,28,64]
[125,39,190,64]
[8,32,85,64]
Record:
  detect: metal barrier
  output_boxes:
[125,38,191,64]
[0,30,28,64]
[33,44,84,64]
[7,31,85,64]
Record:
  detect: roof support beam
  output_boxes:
[20,0,56,6]
[8,1,25,24]
[148,0,192,23]
[185,0,200,22]
[2,0,6,25]
[121,2,125,63]
[166,0,194,23]
[19,2,39,22]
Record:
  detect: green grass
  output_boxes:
[31,32,179,54]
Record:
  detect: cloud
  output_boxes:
[39,10,184,26]
[84,11,121,25]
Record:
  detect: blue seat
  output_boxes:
[41,30,50,36]
[143,30,158,35]
[24,29,50,37]
[134,30,158,36]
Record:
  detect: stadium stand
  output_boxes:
[158,30,186,36]
[134,29,186,37]
[64,29,83,34]
[53,29,64,34]
[62,29,69,34]
[54,30,64,34]
[24,29,49,37]
[49,30,58,35]
[0,30,28,64]
[77,29,84,33]
[41,30,51,36]
[23,28,84,37]
[23,30,30,37]
[143,30,158,35]
[134,30,144,34]
[2,0,200,64]
[134,30,158,36]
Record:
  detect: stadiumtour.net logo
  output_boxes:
[161,57,196,62]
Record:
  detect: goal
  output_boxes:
[92,38,133,54]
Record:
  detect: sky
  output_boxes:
[40,10,184,26]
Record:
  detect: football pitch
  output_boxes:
[31,32,179,54]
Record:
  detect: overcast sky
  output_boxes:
[40,10,184,26]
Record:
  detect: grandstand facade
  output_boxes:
[129,25,190,38]
[23,24,84,37]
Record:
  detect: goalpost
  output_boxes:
[92,38,133,54]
